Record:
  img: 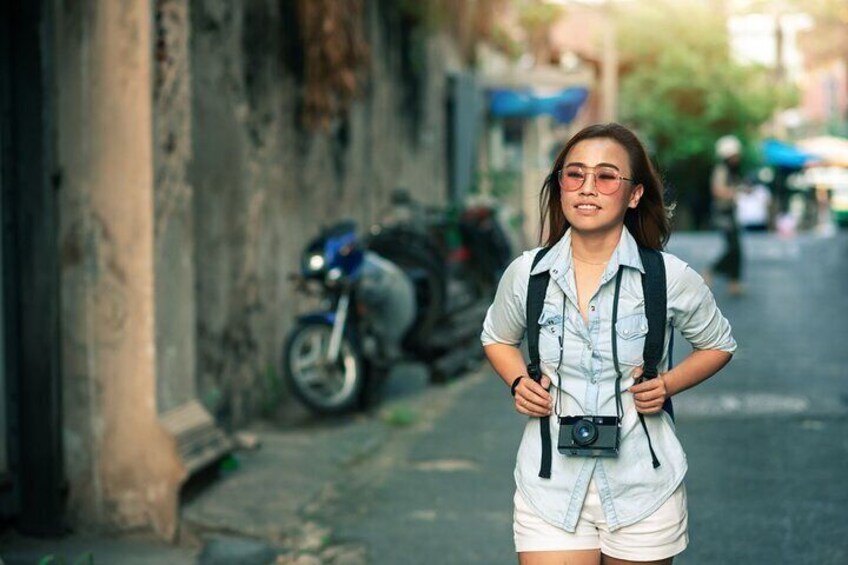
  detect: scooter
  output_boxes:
[283,221,420,414]
[371,189,513,311]
[365,190,513,380]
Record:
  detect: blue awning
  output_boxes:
[761,138,819,169]
[488,87,589,124]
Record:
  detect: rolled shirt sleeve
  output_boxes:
[481,251,534,347]
[666,255,738,354]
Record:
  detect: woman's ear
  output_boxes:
[628,184,644,209]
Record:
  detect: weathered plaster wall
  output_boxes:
[190,0,463,426]
[153,0,197,413]
[55,0,186,537]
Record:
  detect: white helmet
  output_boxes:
[715,135,741,159]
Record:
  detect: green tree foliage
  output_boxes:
[614,1,795,201]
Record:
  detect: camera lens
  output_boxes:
[572,419,598,447]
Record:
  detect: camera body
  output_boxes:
[558,416,620,457]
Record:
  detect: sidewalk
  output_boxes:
[1,362,467,565]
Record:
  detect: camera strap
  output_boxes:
[611,269,626,424]
[611,266,660,469]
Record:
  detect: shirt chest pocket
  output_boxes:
[537,310,563,363]
[614,313,649,366]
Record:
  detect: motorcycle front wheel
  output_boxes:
[283,321,364,415]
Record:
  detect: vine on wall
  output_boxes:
[297,0,370,130]
[293,0,511,130]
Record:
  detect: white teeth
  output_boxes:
[577,204,599,210]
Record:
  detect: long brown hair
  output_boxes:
[539,123,671,250]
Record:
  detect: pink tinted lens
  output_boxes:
[561,167,621,193]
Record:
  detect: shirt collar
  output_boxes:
[529,227,645,276]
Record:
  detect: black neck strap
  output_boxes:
[611,265,661,468]
[610,269,625,423]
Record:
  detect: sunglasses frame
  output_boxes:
[557,165,634,195]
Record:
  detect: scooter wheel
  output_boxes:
[283,321,364,415]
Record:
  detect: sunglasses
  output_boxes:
[557,165,633,195]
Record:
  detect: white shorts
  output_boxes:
[514,479,689,561]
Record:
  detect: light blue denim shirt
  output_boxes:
[481,227,737,532]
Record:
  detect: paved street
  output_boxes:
[313,230,848,565]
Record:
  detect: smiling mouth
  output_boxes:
[575,204,600,211]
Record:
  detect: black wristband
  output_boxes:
[510,376,524,396]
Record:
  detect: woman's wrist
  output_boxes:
[661,371,676,397]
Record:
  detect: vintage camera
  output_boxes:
[558,416,620,457]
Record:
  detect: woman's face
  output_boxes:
[559,137,643,238]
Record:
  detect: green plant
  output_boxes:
[381,405,418,427]
[200,386,223,415]
[74,553,94,565]
[261,361,283,417]
[37,552,94,565]
[615,0,794,203]
[472,169,521,199]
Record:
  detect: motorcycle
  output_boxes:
[283,221,420,414]
[283,199,514,415]
[365,190,514,374]
[371,189,513,303]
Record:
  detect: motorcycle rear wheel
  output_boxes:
[283,321,364,415]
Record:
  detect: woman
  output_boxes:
[481,123,736,565]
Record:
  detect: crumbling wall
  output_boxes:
[190,0,462,427]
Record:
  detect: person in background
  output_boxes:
[704,135,745,296]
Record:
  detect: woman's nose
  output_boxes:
[579,172,598,194]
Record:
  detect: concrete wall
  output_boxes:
[55,0,186,537]
[190,0,464,426]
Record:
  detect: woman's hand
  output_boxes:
[514,375,553,417]
[628,373,670,414]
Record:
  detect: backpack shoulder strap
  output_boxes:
[526,246,552,479]
[638,246,675,423]
[526,247,552,381]
[638,247,666,379]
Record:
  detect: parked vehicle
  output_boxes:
[832,185,848,226]
[366,190,513,376]
[367,189,512,323]
[283,221,414,414]
[788,165,848,228]
[283,200,513,415]
[283,216,486,414]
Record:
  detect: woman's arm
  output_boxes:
[635,255,737,415]
[629,349,732,414]
[484,343,552,417]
